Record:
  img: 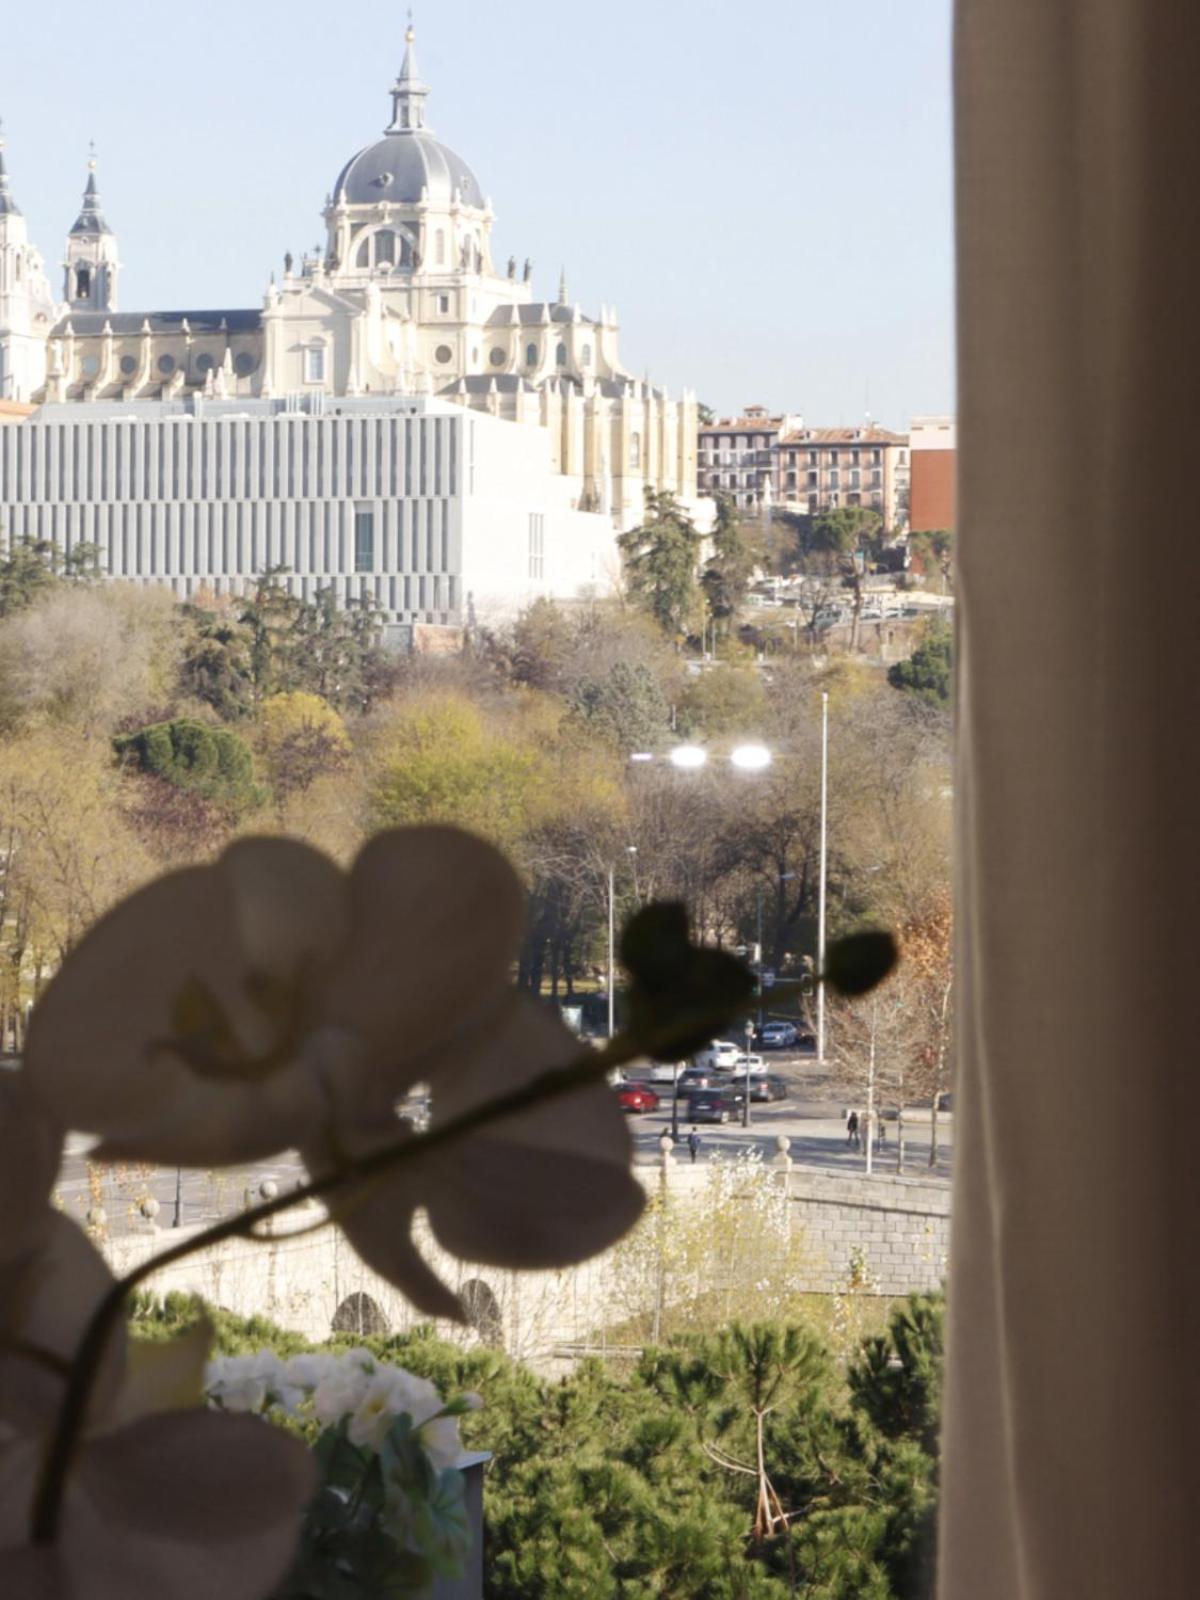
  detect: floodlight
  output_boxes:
[730,743,773,772]
[668,745,709,770]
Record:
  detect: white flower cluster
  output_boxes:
[205,1349,482,1471]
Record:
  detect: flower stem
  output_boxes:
[31,1008,727,1543]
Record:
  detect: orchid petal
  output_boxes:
[106,1319,213,1429]
[319,828,524,1083]
[25,858,340,1166]
[0,1213,124,1436]
[0,1073,62,1268]
[65,1411,316,1600]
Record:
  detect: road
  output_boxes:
[53,1049,951,1240]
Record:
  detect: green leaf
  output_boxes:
[823,930,899,996]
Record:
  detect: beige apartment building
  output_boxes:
[698,409,910,533]
[776,425,909,531]
[696,405,802,510]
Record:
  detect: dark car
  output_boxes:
[749,1075,789,1103]
[617,1083,660,1114]
[685,1087,745,1124]
[677,1066,723,1093]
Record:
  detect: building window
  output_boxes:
[808,450,818,466]
[305,346,326,384]
[438,294,450,314]
[556,343,567,367]
[435,344,453,364]
[786,471,797,488]
[158,354,177,376]
[374,230,397,266]
[526,343,538,366]
[489,348,507,368]
[848,493,861,506]
[581,343,592,366]
[528,513,545,580]
[354,509,375,573]
[355,236,371,269]
[872,468,883,487]
[75,267,91,300]
[807,470,818,487]
[873,449,883,465]
[849,469,861,489]
[829,469,840,488]
[630,432,642,470]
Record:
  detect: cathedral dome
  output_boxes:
[334,132,483,209]
[333,30,484,211]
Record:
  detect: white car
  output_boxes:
[693,1039,742,1071]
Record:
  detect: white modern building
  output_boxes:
[0,395,617,633]
[0,28,699,628]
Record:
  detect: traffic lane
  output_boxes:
[54,1147,310,1238]
[626,1101,953,1179]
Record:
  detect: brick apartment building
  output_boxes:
[908,415,956,531]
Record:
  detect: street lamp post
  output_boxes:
[742,1019,754,1128]
[817,691,829,1063]
[756,885,765,1030]
[607,863,615,1041]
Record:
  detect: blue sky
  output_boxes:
[1,0,954,427]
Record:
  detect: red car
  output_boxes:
[616,1083,660,1114]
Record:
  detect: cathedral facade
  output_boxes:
[0,31,697,536]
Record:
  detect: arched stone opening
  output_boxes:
[331,1292,390,1338]
[460,1278,503,1345]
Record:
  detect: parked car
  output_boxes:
[936,1091,953,1112]
[685,1087,745,1124]
[749,1075,790,1104]
[616,1083,660,1114]
[757,1021,798,1050]
[641,1060,688,1084]
[693,1040,742,1071]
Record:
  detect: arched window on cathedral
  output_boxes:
[556,343,567,368]
[435,229,446,265]
[630,432,643,470]
[581,343,592,367]
[355,234,372,269]
[526,343,538,366]
[374,230,397,267]
[75,266,91,301]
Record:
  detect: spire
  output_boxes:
[388,21,431,133]
[70,146,113,236]
[558,267,568,306]
[0,120,22,217]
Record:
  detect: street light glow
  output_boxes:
[669,745,709,770]
[629,752,655,763]
[730,743,773,772]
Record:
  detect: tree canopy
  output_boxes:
[887,626,952,706]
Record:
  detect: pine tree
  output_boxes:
[617,490,701,638]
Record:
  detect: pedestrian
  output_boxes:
[847,1110,860,1149]
[876,1111,887,1147]
[687,1128,701,1164]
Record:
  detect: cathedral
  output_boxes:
[0,30,697,533]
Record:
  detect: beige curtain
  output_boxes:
[942,4,1200,1596]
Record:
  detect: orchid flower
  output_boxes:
[24,827,644,1316]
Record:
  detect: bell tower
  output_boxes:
[64,150,120,312]
[0,122,55,401]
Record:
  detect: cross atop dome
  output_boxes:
[388,21,431,133]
